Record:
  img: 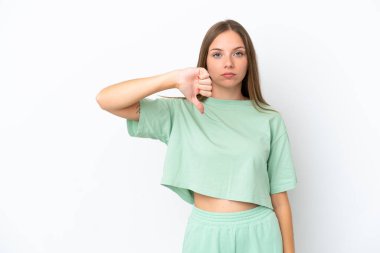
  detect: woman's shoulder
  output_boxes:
[251,101,281,116]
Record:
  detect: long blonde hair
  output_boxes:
[160,19,277,113]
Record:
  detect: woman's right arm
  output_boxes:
[95,69,180,120]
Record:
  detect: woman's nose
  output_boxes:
[224,56,234,68]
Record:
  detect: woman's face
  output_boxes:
[206,30,248,90]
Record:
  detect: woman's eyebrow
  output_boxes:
[209,46,245,51]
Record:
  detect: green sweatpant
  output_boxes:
[182,205,283,253]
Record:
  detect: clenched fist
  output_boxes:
[176,67,213,114]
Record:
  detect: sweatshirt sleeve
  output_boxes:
[267,115,298,194]
[126,97,175,144]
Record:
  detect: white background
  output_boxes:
[1,0,379,252]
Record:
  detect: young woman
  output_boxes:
[96,19,297,253]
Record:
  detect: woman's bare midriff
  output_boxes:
[193,191,258,212]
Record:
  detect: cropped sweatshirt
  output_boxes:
[126,96,298,210]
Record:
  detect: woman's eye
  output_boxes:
[211,52,245,58]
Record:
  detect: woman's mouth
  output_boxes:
[222,73,236,78]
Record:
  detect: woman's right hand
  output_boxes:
[176,67,213,114]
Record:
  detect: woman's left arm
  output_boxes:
[271,192,296,253]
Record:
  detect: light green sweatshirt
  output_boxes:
[126,96,297,210]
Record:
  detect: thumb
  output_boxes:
[192,96,205,114]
